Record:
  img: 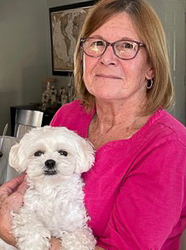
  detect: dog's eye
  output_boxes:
[34,151,44,157]
[58,150,68,157]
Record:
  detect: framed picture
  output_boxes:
[49,1,95,76]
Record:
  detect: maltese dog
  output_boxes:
[0,126,96,250]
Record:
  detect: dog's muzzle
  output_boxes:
[44,159,57,175]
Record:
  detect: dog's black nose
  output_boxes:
[45,159,56,169]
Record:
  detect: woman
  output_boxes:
[0,0,186,249]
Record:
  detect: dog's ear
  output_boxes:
[9,143,25,173]
[75,139,95,174]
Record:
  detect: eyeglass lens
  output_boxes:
[82,37,141,60]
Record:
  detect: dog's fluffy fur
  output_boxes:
[0,126,96,250]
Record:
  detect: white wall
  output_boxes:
[0,0,49,135]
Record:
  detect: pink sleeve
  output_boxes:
[97,141,186,250]
[50,105,68,127]
[50,100,83,127]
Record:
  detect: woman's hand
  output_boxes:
[0,174,27,246]
[50,237,105,250]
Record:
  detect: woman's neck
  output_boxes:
[95,99,147,131]
[88,99,150,149]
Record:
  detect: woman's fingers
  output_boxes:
[0,174,26,206]
[6,180,28,213]
[0,174,26,196]
[0,174,27,247]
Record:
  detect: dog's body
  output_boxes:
[0,126,96,250]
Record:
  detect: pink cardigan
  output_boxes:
[50,100,186,250]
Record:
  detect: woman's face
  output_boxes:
[83,12,154,105]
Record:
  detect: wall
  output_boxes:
[148,0,186,125]
[0,0,48,135]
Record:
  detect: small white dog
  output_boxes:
[0,126,96,250]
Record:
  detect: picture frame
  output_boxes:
[49,1,95,76]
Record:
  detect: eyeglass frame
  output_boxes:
[80,37,145,60]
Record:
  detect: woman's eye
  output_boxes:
[58,150,68,157]
[123,42,134,49]
[92,40,104,47]
[34,151,44,157]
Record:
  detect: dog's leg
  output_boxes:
[12,208,51,250]
[59,227,96,250]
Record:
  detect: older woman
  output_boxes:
[0,0,186,249]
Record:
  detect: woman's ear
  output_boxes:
[146,64,155,80]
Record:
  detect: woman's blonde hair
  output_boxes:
[74,0,174,114]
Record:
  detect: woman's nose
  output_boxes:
[100,45,119,66]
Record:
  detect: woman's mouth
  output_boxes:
[96,74,122,80]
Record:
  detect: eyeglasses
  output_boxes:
[80,37,145,60]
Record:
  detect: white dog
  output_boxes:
[0,126,96,250]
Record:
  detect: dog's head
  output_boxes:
[9,126,94,182]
